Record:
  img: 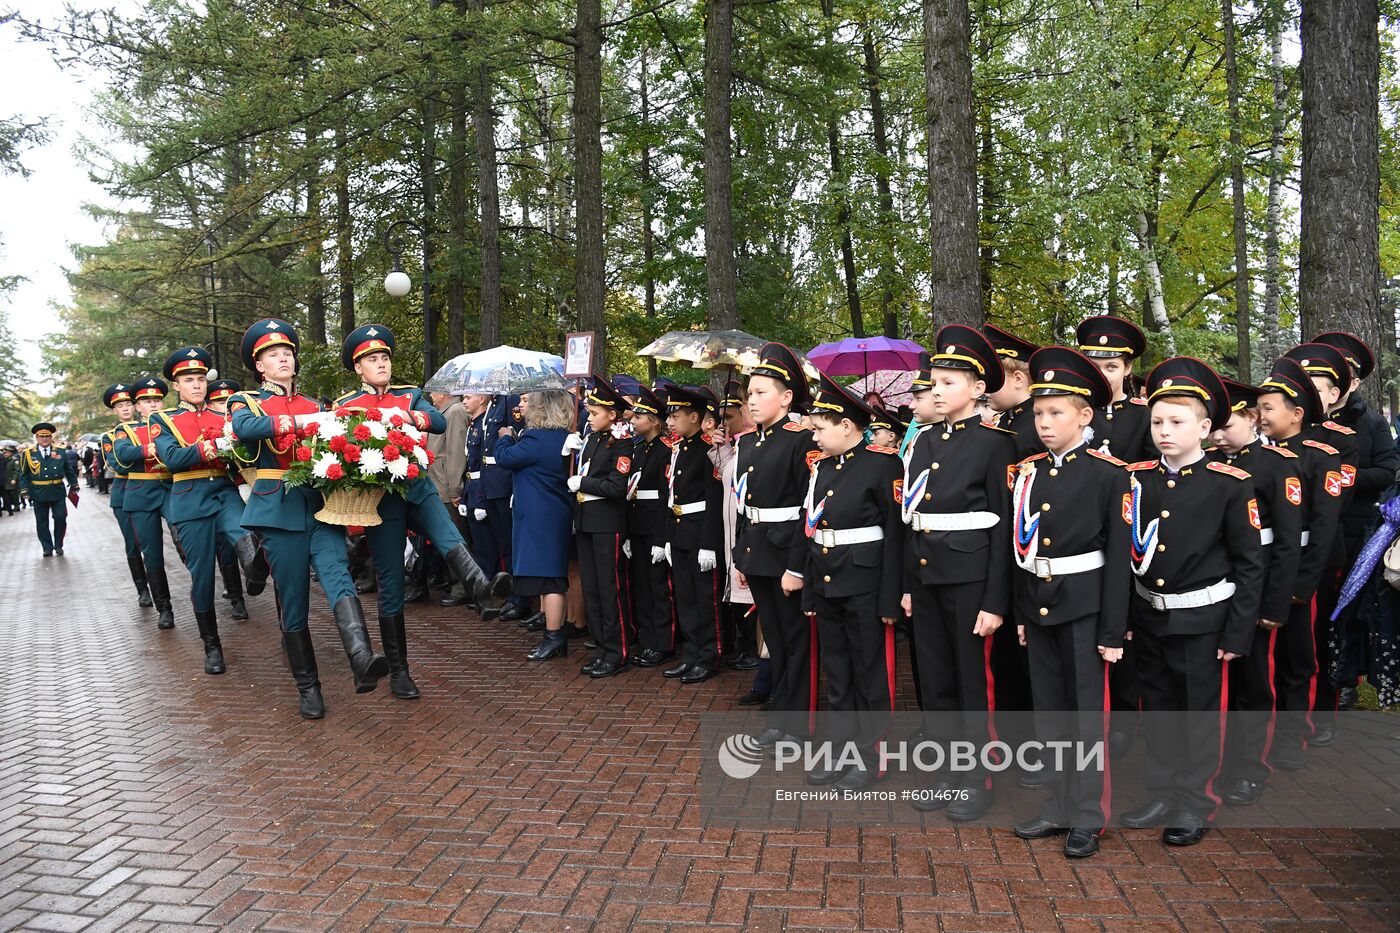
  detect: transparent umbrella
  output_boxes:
[424,346,567,396]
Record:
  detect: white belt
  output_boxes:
[1259,528,1308,547]
[907,511,1000,532]
[811,526,884,548]
[579,493,604,503]
[745,505,802,523]
[632,489,660,500]
[483,456,496,465]
[1021,551,1105,580]
[672,501,707,516]
[1134,578,1236,611]
[467,471,482,480]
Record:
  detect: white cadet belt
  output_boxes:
[632,489,660,500]
[578,493,605,503]
[1259,528,1309,547]
[745,505,802,523]
[907,511,1000,532]
[1020,551,1106,580]
[483,456,497,465]
[1134,578,1236,611]
[672,501,707,516]
[811,526,884,548]
[467,471,482,480]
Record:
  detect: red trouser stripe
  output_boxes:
[808,613,820,737]
[878,624,897,779]
[1304,593,1318,743]
[613,535,628,660]
[1097,660,1113,834]
[1261,627,1279,774]
[711,564,722,657]
[982,635,999,790]
[1204,659,1230,821]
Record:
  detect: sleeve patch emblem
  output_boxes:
[805,449,824,470]
[1122,492,1133,525]
[893,479,903,504]
[1006,464,1016,490]
[1341,464,1356,487]
[1248,498,1261,530]
[1285,476,1302,505]
[1325,471,1343,497]
[615,456,631,474]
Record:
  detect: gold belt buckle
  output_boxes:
[672,504,684,516]
[576,492,586,504]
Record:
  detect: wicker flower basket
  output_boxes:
[315,486,385,527]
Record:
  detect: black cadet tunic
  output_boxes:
[733,419,820,577]
[996,401,1042,463]
[1090,396,1153,463]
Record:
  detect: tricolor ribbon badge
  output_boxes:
[627,471,643,500]
[734,471,748,510]
[1012,464,1039,568]
[1128,476,1160,576]
[805,498,825,538]
[902,469,929,522]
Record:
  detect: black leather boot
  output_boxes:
[127,555,153,607]
[378,613,421,699]
[282,629,325,719]
[194,610,226,675]
[234,533,269,596]
[147,565,175,629]
[444,544,511,616]
[528,628,569,661]
[332,596,389,693]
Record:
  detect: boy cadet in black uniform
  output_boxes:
[1009,347,1129,859]
[570,377,636,679]
[902,325,1016,822]
[799,373,905,792]
[1209,379,1304,807]
[1281,342,1360,746]
[982,323,1041,461]
[735,344,822,745]
[663,384,726,683]
[1255,357,1345,772]
[1301,333,1397,721]
[627,385,676,668]
[1076,315,1152,756]
[1119,358,1263,848]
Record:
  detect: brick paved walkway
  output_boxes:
[2,497,1399,931]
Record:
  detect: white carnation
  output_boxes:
[386,456,410,480]
[316,417,346,440]
[357,448,386,475]
[401,423,423,441]
[312,452,341,479]
[365,420,388,441]
[221,420,235,439]
[412,445,429,466]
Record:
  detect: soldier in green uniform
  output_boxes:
[18,422,79,557]
[206,378,248,615]
[228,318,389,719]
[112,378,178,629]
[101,384,152,607]
[150,347,271,675]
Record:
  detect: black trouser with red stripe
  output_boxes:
[672,546,719,668]
[628,532,673,654]
[910,579,996,791]
[1024,616,1111,832]
[1312,569,1345,728]
[813,589,894,763]
[578,530,634,665]
[1223,624,1279,785]
[750,574,814,738]
[1274,595,1318,759]
[1132,604,1228,822]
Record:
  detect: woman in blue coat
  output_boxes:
[494,388,575,660]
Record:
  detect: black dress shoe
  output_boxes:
[1270,747,1305,771]
[580,658,603,675]
[42,551,51,558]
[1121,799,1173,828]
[1013,817,1068,840]
[754,727,786,747]
[523,613,546,632]
[948,787,995,822]
[806,766,845,786]
[1017,770,1048,790]
[632,648,670,668]
[403,585,428,603]
[439,593,471,607]
[662,662,692,679]
[681,665,715,684]
[1338,685,1359,710]
[1064,829,1101,858]
[834,768,876,792]
[1223,778,1265,807]
[912,780,955,812]
[736,690,769,706]
[1108,729,1133,759]
[499,603,523,622]
[229,597,249,621]
[589,660,628,679]
[726,652,759,671]
[55,547,63,556]
[1310,721,1338,746]
[1163,813,1210,846]
[584,638,599,650]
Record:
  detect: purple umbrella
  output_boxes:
[807,337,926,377]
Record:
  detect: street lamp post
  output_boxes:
[205,236,221,375]
[382,219,435,378]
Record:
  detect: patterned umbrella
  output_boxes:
[849,370,917,407]
[638,329,820,378]
[424,346,567,395]
[807,337,926,377]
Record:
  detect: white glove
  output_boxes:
[457,503,469,516]
[567,475,583,493]
[698,549,717,573]
[622,540,632,559]
[664,542,672,566]
[473,508,487,521]
[651,546,666,564]
[562,432,585,452]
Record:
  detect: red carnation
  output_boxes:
[387,429,409,448]
[326,463,344,481]
[343,444,362,463]
[299,424,317,439]
[294,445,313,462]
[389,414,405,428]
[353,423,371,442]
[365,407,382,421]
[328,435,347,453]
[425,449,435,465]
[383,445,401,462]
[335,407,353,418]
[406,463,420,480]
[202,426,221,441]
